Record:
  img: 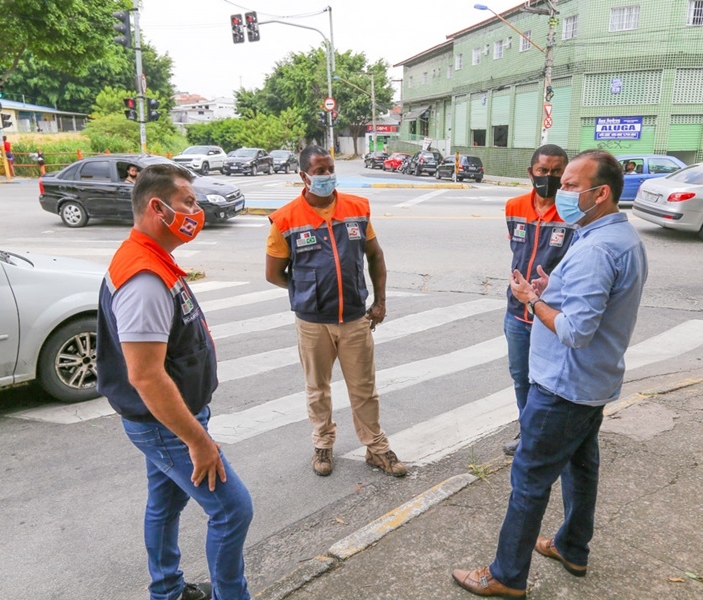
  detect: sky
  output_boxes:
[138,0,522,100]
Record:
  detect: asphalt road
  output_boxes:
[1,162,702,598]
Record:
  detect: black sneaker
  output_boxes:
[181,582,212,600]
[503,432,521,456]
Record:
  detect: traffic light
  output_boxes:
[317,111,327,126]
[1,113,12,129]
[231,14,245,44]
[123,97,137,121]
[146,98,161,122]
[331,110,338,126]
[245,12,260,42]
[112,11,132,48]
[0,84,4,98]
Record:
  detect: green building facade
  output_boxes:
[394,0,703,176]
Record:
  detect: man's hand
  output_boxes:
[189,437,227,491]
[365,300,386,331]
[510,269,538,305]
[530,265,549,297]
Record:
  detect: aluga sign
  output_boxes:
[594,116,643,140]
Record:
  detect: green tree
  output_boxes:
[0,0,129,86]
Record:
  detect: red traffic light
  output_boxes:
[123,98,136,110]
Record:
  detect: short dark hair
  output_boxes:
[132,163,194,218]
[572,149,624,203]
[530,144,569,168]
[299,145,330,173]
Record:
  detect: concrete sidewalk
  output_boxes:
[256,374,703,599]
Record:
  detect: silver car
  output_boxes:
[632,163,703,240]
[0,250,104,403]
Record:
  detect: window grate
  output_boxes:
[673,68,703,103]
[688,0,703,25]
[671,114,703,124]
[582,70,661,106]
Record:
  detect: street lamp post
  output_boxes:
[474,2,558,145]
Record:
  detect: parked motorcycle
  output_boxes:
[397,156,411,174]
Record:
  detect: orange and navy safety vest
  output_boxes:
[97,229,217,421]
[505,190,577,323]
[269,192,370,324]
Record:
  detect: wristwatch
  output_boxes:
[527,298,546,315]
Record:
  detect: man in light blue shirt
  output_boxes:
[452,149,648,598]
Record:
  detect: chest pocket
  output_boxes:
[289,268,318,312]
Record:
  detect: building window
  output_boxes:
[472,129,486,146]
[422,72,428,85]
[520,31,532,52]
[563,14,579,39]
[447,64,453,79]
[455,53,463,70]
[408,76,413,88]
[494,40,504,59]
[472,47,481,65]
[688,1,703,25]
[493,125,509,147]
[610,6,640,32]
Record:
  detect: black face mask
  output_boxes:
[531,174,562,199]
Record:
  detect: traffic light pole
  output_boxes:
[132,8,147,153]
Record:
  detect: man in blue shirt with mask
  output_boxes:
[452,149,648,598]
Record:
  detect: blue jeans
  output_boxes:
[123,407,253,600]
[489,384,604,590]
[503,312,532,414]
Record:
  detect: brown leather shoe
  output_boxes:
[312,448,333,476]
[534,536,587,577]
[452,567,526,598]
[365,449,407,477]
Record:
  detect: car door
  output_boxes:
[75,160,120,219]
[0,257,20,385]
[214,147,226,169]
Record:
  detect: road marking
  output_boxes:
[624,320,703,369]
[216,299,503,382]
[393,189,447,208]
[199,288,289,312]
[8,397,115,424]
[2,245,198,258]
[188,281,249,293]
[209,336,508,444]
[210,312,295,339]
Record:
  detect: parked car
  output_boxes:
[38,154,246,228]
[383,153,411,172]
[408,150,444,176]
[364,151,389,169]
[632,163,703,240]
[222,148,274,176]
[435,155,484,182]
[615,154,687,203]
[1,249,103,403]
[270,150,299,174]
[172,145,227,175]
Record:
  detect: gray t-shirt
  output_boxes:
[112,272,174,343]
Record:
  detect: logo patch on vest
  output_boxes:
[296,231,317,247]
[550,227,566,247]
[513,223,527,242]
[180,290,194,315]
[346,222,361,240]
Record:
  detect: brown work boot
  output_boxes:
[534,536,588,577]
[452,567,526,598]
[312,448,333,476]
[365,449,407,477]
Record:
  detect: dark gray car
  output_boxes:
[38,154,246,228]
[222,148,274,176]
[408,150,444,176]
[270,150,299,174]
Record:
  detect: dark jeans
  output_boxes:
[489,384,604,590]
[503,312,532,414]
[123,407,253,600]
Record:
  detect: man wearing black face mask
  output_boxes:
[502,144,573,456]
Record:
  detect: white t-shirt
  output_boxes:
[112,272,174,343]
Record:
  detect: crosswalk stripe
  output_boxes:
[210,312,295,339]
[209,336,508,444]
[394,190,447,208]
[216,299,504,382]
[199,289,288,312]
[188,281,249,293]
[343,319,703,466]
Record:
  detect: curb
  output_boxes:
[254,473,476,599]
[244,207,276,216]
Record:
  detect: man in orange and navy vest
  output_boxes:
[97,163,253,600]
[503,144,575,456]
[265,145,407,478]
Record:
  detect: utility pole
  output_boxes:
[370,71,377,152]
[539,0,558,145]
[132,7,147,153]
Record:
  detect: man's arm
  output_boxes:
[365,237,387,329]
[266,255,290,289]
[121,341,225,491]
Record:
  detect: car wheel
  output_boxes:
[200,162,209,176]
[60,201,89,228]
[698,224,703,241]
[252,165,257,176]
[415,166,421,177]
[37,316,99,403]
[284,164,289,174]
[223,170,230,176]
[475,177,483,183]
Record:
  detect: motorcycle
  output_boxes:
[397,156,411,174]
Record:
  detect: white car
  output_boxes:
[172,145,227,176]
[0,250,104,403]
[632,163,703,240]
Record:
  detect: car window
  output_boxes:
[58,163,81,181]
[182,146,210,154]
[649,158,681,174]
[232,149,257,157]
[271,151,288,157]
[666,164,703,184]
[79,161,112,181]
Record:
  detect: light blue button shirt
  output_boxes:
[529,212,648,405]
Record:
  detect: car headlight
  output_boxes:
[205,194,227,204]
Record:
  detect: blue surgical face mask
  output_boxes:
[555,185,602,224]
[304,173,337,197]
